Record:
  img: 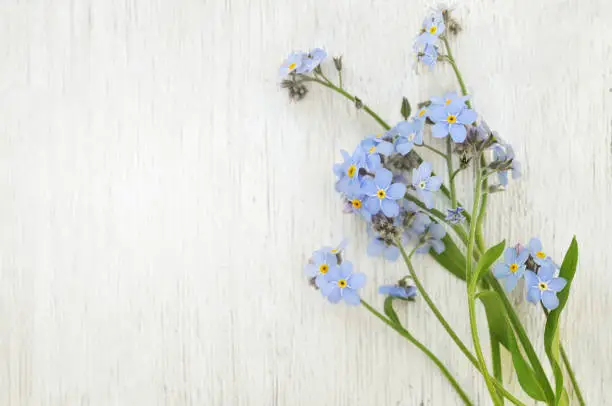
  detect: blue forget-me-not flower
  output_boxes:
[392,120,423,155]
[494,247,529,292]
[430,101,478,143]
[411,162,442,209]
[320,261,366,305]
[525,264,567,310]
[362,168,407,218]
[304,250,339,290]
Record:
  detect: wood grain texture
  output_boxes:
[0,0,610,405]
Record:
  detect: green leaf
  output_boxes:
[431,235,466,281]
[472,240,505,287]
[544,237,579,403]
[400,97,411,120]
[383,296,400,325]
[478,291,549,402]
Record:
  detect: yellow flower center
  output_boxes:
[337,279,347,288]
[445,98,452,105]
[418,181,427,189]
[288,62,297,71]
[351,199,362,209]
[319,264,329,274]
[447,115,457,124]
[407,133,415,141]
[330,249,338,253]
[509,263,519,273]
[347,164,357,178]
[377,189,386,199]
[536,251,546,259]
[538,282,548,291]
[376,133,383,138]
[368,146,376,153]
[418,109,426,117]
[429,26,437,34]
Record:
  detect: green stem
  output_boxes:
[442,37,470,107]
[360,299,473,405]
[308,77,391,130]
[446,138,458,208]
[560,345,586,405]
[396,244,525,406]
[443,34,555,404]
[466,160,502,406]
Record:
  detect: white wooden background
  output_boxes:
[0,0,611,405]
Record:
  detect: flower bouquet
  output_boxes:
[280,8,583,406]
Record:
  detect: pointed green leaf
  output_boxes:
[472,240,505,287]
[400,97,411,120]
[383,296,400,325]
[544,237,579,403]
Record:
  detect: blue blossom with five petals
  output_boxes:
[411,162,443,209]
[415,11,445,46]
[320,261,366,305]
[304,250,339,290]
[493,247,529,292]
[391,120,423,155]
[525,264,567,310]
[343,194,372,222]
[362,168,407,218]
[335,148,368,195]
[430,102,478,143]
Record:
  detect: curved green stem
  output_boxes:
[396,244,525,406]
[361,299,473,405]
[442,37,470,107]
[466,160,502,405]
[446,138,458,208]
[307,77,391,130]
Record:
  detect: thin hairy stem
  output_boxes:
[396,244,525,406]
[466,160,502,405]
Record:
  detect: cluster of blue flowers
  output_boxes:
[414,11,446,67]
[493,238,567,310]
[304,241,366,305]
